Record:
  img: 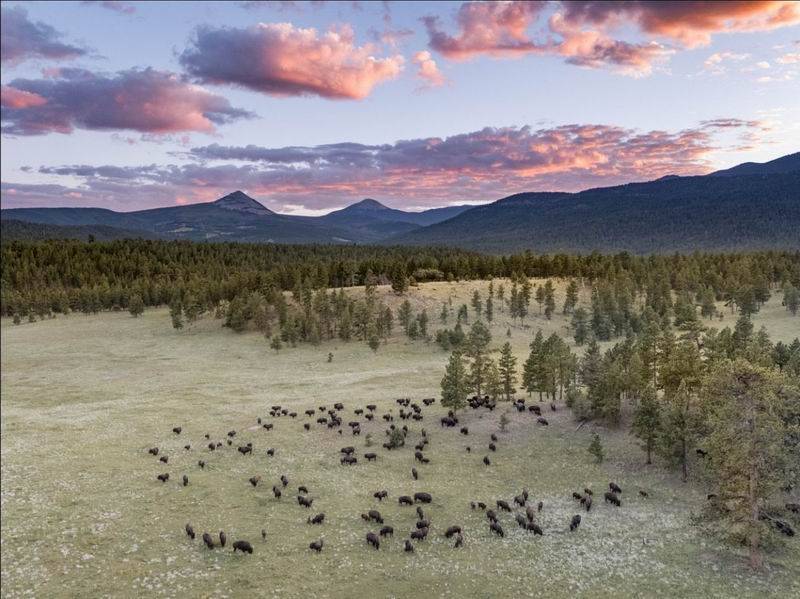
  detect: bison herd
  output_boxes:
[146,393,795,560]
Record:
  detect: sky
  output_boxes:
[1,0,799,215]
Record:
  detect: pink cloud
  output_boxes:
[1,6,88,65]
[423,1,800,75]
[412,51,445,87]
[180,22,404,100]
[1,68,253,136]
[6,119,766,211]
[561,1,800,48]
[1,85,48,109]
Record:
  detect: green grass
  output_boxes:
[2,281,799,598]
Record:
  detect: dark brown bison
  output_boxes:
[272,486,282,499]
[307,513,325,525]
[399,495,413,505]
[185,523,195,539]
[156,473,169,483]
[309,539,324,552]
[412,467,418,480]
[182,474,188,487]
[374,490,388,501]
[404,539,415,552]
[604,492,621,507]
[483,456,491,466]
[414,492,432,504]
[489,522,504,537]
[298,495,313,508]
[609,482,622,494]
[172,427,182,435]
[366,532,380,549]
[249,476,261,487]
[233,540,253,554]
[444,525,462,538]
[380,526,394,537]
[496,500,511,512]
[219,531,227,547]
[364,452,377,461]
[368,510,384,524]
[570,514,581,531]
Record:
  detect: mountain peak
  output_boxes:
[213,191,273,214]
[348,198,390,211]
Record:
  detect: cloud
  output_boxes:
[179,22,404,99]
[1,68,253,136]
[1,6,88,65]
[703,51,750,74]
[412,51,445,87]
[777,52,800,64]
[5,119,767,211]
[81,1,136,14]
[1,85,48,109]
[423,1,800,75]
[560,1,800,48]
[422,1,670,76]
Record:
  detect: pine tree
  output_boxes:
[702,360,799,569]
[471,290,482,316]
[563,280,579,314]
[398,299,413,332]
[535,285,546,315]
[782,283,799,316]
[485,296,494,322]
[588,433,604,464]
[658,380,700,482]
[498,342,517,401]
[543,280,556,320]
[390,262,409,294]
[368,334,381,351]
[270,335,282,352]
[632,386,661,464]
[440,302,449,324]
[128,294,144,318]
[417,310,428,339]
[523,331,544,398]
[170,298,184,330]
[441,351,469,411]
[484,358,502,401]
[571,307,589,345]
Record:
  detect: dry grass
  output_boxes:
[2,280,799,598]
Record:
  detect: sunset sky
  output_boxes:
[1,0,799,214]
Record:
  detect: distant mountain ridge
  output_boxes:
[2,152,798,252]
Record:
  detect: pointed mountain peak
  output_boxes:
[213,191,273,214]
[348,198,390,211]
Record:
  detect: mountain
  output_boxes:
[1,192,472,244]
[708,152,800,177]
[387,166,800,253]
[0,219,162,242]
[318,198,472,241]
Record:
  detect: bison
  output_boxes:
[570,514,581,531]
[233,540,253,554]
[366,532,380,549]
[309,539,324,552]
[185,523,195,539]
[307,513,325,525]
[414,492,432,504]
[202,532,214,549]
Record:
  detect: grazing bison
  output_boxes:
[148,447,159,456]
[266,448,275,457]
[249,476,261,487]
[182,475,188,487]
[412,468,418,480]
[410,528,428,541]
[454,533,464,548]
[609,482,622,494]
[570,515,581,531]
[198,460,205,469]
[280,475,289,487]
[639,490,649,498]
[184,444,191,451]
[159,456,169,464]
[489,522,504,537]
[537,501,543,512]
[233,540,253,554]
[303,423,311,431]
[490,433,498,442]
[202,532,214,549]
[585,497,593,512]
[380,526,394,537]
[515,513,527,528]
[404,539,415,552]
[414,492,432,504]
[527,522,543,535]
[185,524,195,539]
[298,495,313,508]
[536,417,549,426]
[526,506,536,522]
[374,490,388,501]
[156,473,169,483]
[341,446,355,455]
[309,539,324,552]
[486,510,498,523]
[262,529,267,541]
[460,427,469,435]
[496,500,511,512]
[307,513,325,525]
[414,451,425,463]
[208,443,216,451]
[489,443,496,452]
[416,507,425,521]
[513,494,525,507]
[368,510,384,524]
[444,526,462,538]
[604,492,621,507]
[366,532,380,549]
[416,520,430,530]
[583,488,593,496]
[483,456,491,466]
[172,427,182,435]
[340,455,357,466]
[365,452,377,462]
[572,492,583,501]
[219,531,227,547]
[272,486,282,499]
[399,495,413,506]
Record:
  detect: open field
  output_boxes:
[2,280,799,598]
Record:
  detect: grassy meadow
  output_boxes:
[2,280,799,598]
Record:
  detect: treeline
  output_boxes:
[3,239,799,320]
[439,313,800,569]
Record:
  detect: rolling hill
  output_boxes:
[387,154,800,253]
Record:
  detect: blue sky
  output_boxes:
[2,1,799,213]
